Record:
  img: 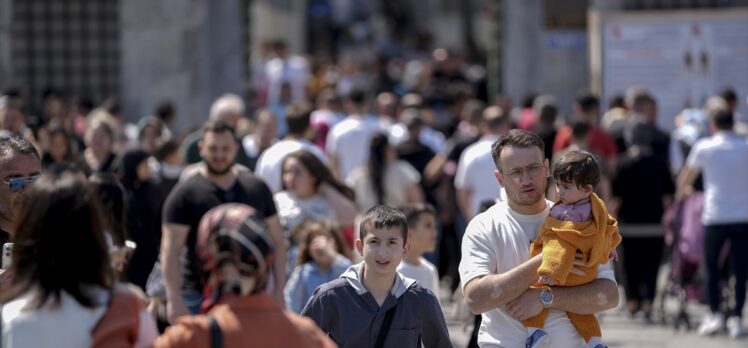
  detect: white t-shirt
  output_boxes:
[346,160,421,212]
[454,135,504,217]
[265,56,309,105]
[459,201,616,348]
[686,131,748,225]
[397,257,441,303]
[326,115,382,180]
[255,139,329,192]
[1,288,109,348]
[273,191,337,234]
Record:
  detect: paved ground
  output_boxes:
[441,282,747,348]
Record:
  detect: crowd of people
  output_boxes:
[0,42,747,347]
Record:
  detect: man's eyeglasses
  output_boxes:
[2,175,40,192]
[503,164,544,180]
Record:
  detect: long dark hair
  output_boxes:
[282,150,355,201]
[0,171,113,308]
[368,133,389,205]
[90,172,128,247]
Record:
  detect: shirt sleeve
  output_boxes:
[300,288,329,334]
[284,266,306,314]
[459,216,496,292]
[255,177,278,218]
[396,161,421,185]
[595,261,616,283]
[685,140,705,170]
[419,291,452,348]
[453,150,471,189]
[162,183,190,225]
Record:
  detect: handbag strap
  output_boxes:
[374,304,397,348]
[207,315,223,348]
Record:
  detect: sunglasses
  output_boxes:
[2,175,40,192]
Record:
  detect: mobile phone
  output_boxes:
[2,243,12,270]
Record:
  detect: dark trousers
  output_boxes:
[704,223,748,317]
[622,237,664,303]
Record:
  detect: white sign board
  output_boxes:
[595,10,748,131]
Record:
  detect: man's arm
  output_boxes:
[265,215,287,307]
[463,254,542,314]
[676,165,699,200]
[161,223,190,323]
[506,278,619,321]
[456,187,474,222]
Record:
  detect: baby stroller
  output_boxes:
[660,192,705,330]
[660,192,731,331]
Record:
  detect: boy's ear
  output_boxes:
[583,184,594,194]
[402,240,410,255]
[354,239,364,256]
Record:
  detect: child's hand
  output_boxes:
[539,274,557,286]
[608,248,619,262]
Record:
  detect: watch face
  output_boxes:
[540,290,553,305]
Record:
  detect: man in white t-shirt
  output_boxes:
[678,108,748,338]
[326,90,382,180]
[255,103,328,192]
[455,106,509,221]
[460,130,619,348]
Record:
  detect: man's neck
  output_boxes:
[507,199,547,216]
[201,166,238,189]
[361,264,396,299]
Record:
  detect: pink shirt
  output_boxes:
[549,199,592,223]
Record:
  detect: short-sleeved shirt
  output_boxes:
[326,115,382,180]
[346,160,420,212]
[273,191,337,235]
[686,132,748,225]
[454,135,504,217]
[163,172,277,295]
[255,139,329,192]
[459,200,616,348]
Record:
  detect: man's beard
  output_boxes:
[206,161,233,176]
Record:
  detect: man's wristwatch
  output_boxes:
[539,285,554,308]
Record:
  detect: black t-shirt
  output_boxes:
[612,152,675,224]
[162,172,277,294]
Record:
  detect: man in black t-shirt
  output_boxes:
[0,136,42,267]
[161,119,285,323]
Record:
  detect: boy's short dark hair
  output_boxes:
[491,129,545,170]
[553,150,601,189]
[400,203,436,228]
[359,205,408,244]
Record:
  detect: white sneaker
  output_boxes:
[697,313,725,336]
[726,316,746,339]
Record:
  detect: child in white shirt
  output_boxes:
[397,203,441,302]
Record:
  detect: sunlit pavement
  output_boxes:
[441,279,747,347]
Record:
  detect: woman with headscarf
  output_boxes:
[155,203,336,348]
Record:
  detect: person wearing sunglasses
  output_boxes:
[0,135,42,255]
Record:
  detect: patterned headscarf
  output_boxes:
[196,203,274,312]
